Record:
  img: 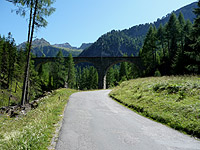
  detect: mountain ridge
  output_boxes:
[17,38,92,57]
[79,2,198,57]
[53,42,92,50]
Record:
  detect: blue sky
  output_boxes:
[0,0,197,47]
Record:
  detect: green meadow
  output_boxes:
[110,76,200,138]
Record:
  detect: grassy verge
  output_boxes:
[0,88,77,150]
[109,76,200,138]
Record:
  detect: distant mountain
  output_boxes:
[18,38,91,57]
[123,2,197,38]
[53,42,93,50]
[79,2,198,57]
[79,30,143,57]
[53,42,77,49]
[31,45,83,57]
[18,38,50,49]
[79,43,93,50]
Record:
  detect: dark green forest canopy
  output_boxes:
[140,2,200,76]
[79,2,198,57]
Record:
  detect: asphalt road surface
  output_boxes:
[56,90,200,150]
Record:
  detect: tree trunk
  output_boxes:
[15,82,18,93]
[21,0,38,106]
[24,0,33,104]
[25,79,30,103]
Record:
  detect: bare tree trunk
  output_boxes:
[24,0,33,104]
[21,0,38,106]
[15,81,18,93]
[25,79,30,103]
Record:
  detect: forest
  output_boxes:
[79,2,197,57]
[0,32,141,107]
[0,1,200,107]
[140,10,200,76]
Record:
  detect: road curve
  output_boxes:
[56,90,200,150]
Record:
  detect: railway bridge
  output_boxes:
[33,57,143,89]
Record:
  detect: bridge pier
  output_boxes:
[98,71,107,89]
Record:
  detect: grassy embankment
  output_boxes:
[0,88,77,150]
[110,76,200,138]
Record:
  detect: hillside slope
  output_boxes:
[79,2,197,57]
[110,76,200,138]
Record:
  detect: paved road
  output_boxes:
[56,90,200,150]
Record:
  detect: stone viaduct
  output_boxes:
[33,57,143,89]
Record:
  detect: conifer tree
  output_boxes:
[48,68,53,90]
[178,12,186,52]
[172,13,187,74]
[140,25,157,75]
[173,19,193,74]
[106,67,115,88]
[38,63,49,90]
[75,67,82,89]
[157,24,166,58]
[186,0,200,73]
[127,63,140,79]
[27,57,41,102]
[52,51,66,89]
[93,69,98,89]
[119,62,128,81]
[7,0,55,105]
[88,66,98,89]
[1,40,9,87]
[80,67,89,90]
[183,20,193,73]
[156,24,169,75]
[6,32,17,88]
[113,66,120,85]
[66,53,76,89]
[165,13,180,68]
[15,48,26,81]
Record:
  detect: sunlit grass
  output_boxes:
[110,76,200,138]
[0,88,77,150]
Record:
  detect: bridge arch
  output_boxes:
[33,57,143,89]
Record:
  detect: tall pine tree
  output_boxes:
[165,13,180,72]
[106,67,115,88]
[119,62,128,81]
[52,51,66,89]
[6,33,17,88]
[186,0,200,73]
[178,12,186,52]
[140,25,157,76]
[172,13,186,74]
[66,53,76,89]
